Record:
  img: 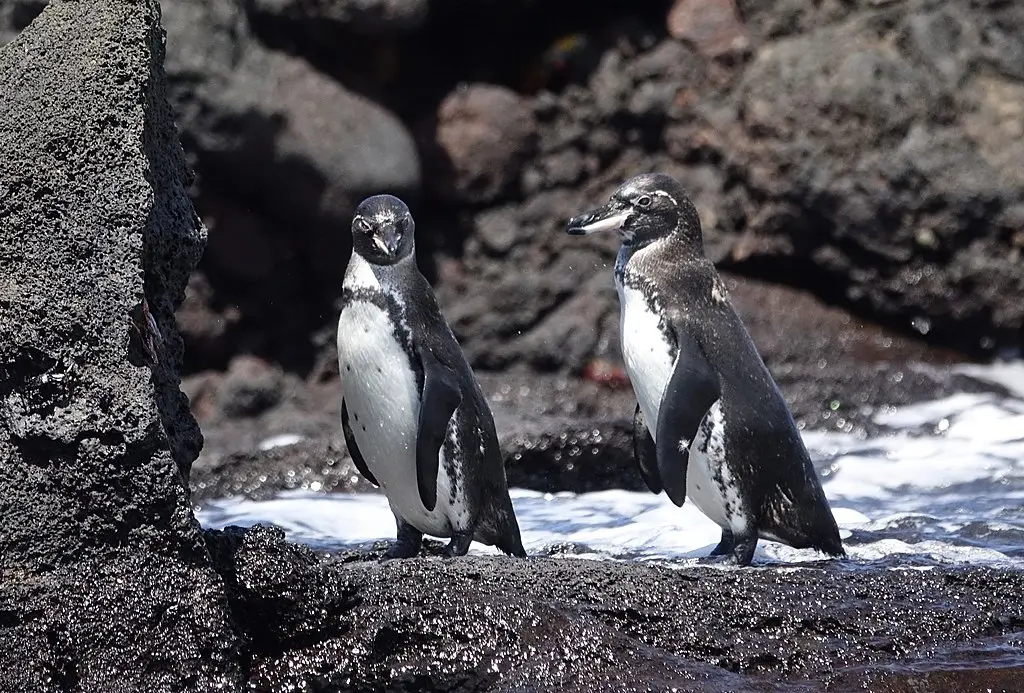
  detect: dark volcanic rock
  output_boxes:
[209,525,1024,691]
[0,1,240,689]
[192,437,376,501]
[710,0,1024,356]
[424,83,538,205]
[162,0,420,371]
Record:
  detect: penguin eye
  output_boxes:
[355,217,371,232]
[636,195,652,208]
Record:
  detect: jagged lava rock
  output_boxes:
[0,1,240,689]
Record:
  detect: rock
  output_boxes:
[162,0,420,371]
[207,527,1024,691]
[214,355,285,418]
[424,83,537,205]
[248,0,428,36]
[206,525,362,649]
[192,437,376,500]
[712,0,1024,356]
[667,0,750,58]
[176,271,242,371]
[0,0,240,689]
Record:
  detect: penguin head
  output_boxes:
[566,173,702,250]
[350,194,416,265]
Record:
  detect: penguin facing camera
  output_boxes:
[337,194,526,559]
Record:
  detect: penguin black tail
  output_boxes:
[496,531,527,558]
[814,528,846,558]
[770,494,846,559]
[482,495,528,558]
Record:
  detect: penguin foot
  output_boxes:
[697,554,737,566]
[441,531,473,558]
[709,529,735,557]
[700,534,757,567]
[381,521,423,560]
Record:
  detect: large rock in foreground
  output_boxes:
[209,525,1024,691]
[0,1,240,689]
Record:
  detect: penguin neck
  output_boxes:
[617,232,701,281]
[345,251,417,294]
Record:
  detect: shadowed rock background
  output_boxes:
[6,0,1021,489]
[7,0,1022,427]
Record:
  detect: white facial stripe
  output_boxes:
[649,189,677,205]
[576,211,631,234]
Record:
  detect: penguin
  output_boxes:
[336,194,526,559]
[566,173,845,566]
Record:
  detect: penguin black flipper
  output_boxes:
[633,403,662,494]
[416,348,463,512]
[656,330,721,507]
[342,399,379,487]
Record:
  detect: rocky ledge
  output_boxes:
[210,524,1024,692]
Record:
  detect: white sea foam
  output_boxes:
[257,433,305,451]
[196,362,1024,569]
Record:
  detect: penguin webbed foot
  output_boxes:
[441,531,473,558]
[709,529,735,556]
[700,532,756,567]
[381,521,423,561]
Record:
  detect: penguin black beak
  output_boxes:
[373,226,401,255]
[566,205,631,235]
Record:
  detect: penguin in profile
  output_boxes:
[566,173,845,566]
[337,194,526,559]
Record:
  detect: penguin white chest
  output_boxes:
[336,298,456,537]
[615,270,740,534]
[616,278,674,440]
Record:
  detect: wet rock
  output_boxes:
[0,1,240,689]
[425,83,538,205]
[207,527,1024,691]
[206,525,362,651]
[191,437,376,500]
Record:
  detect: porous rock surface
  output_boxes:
[208,525,1024,692]
[0,2,241,689]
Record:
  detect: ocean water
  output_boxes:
[196,362,1024,569]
